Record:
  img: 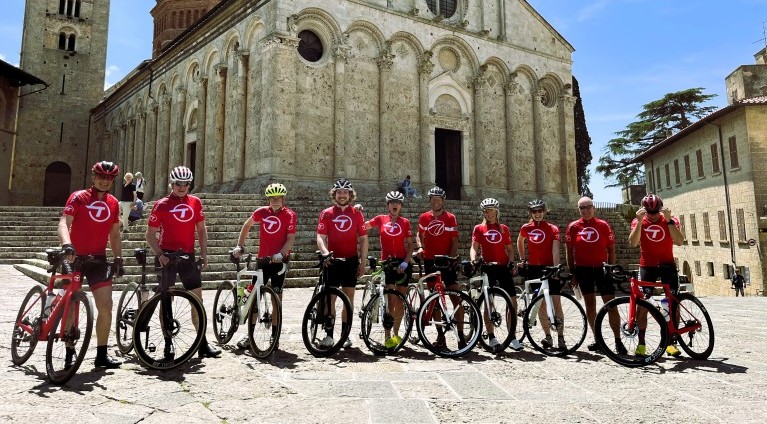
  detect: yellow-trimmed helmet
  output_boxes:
[265,183,287,197]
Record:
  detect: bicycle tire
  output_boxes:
[45,291,93,385]
[523,292,587,356]
[406,285,425,345]
[247,286,282,358]
[416,290,481,358]
[675,293,715,359]
[116,282,140,354]
[595,297,668,367]
[476,287,515,353]
[11,285,45,365]
[133,289,206,370]
[361,289,413,355]
[212,281,238,344]
[301,287,352,357]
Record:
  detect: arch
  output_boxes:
[185,61,201,85]
[201,49,221,76]
[244,18,265,51]
[431,35,480,76]
[428,72,472,115]
[43,161,72,206]
[345,20,386,52]
[223,31,242,61]
[185,101,199,131]
[290,7,343,48]
[482,57,510,85]
[388,31,425,58]
[511,64,538,90]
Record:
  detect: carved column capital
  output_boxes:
[418,51,434,75]
[334,44,351,63]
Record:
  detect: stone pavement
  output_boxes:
[1,264,765,423]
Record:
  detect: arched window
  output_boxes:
[187,10,192,26]
[74,0,81,18]
[171,11,176,28]
[426,0,458,19]
[59,0,66,15]
[67,34,76,52]
[66,0,74,17]
[58,33,67,50]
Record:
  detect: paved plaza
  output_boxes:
[1,265,765,423]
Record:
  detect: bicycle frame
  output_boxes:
[234,254,286,326]
[526,266,568,328]
[624,275,702,338]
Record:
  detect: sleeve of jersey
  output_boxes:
[287,210,298,234]
[251,209,262,223]
[672,217,681,229]
[551,224,561,241]
[502,225,512,245]
[368,215,380,229]
[356,212,367,236]
[565,223,575,243]
[418,215,427,235]
[605,222,615,245]
[404,219,413,237]
[519,225,528,238]
[471,225,480,242]
[148,201,162,228]
[195,198,205,222]
[110,197,120,224]
[630,218,638,231]
[448,215,459,238]
[317,211,328,235]
[62,192,79,217]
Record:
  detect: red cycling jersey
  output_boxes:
[631,216,679,267]
[148,194,205,252]
[418,210,459,259]
[317,205,367,258]
[62,188,120,255]
[519,220,560,266]
[251,206,297,258]
[472,223,512,264]
[565,217,615,267]
[369,214,412,260]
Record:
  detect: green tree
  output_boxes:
[596,87,717,188]
[572,76,592,195]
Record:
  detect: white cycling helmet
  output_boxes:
[385,191,405,203]
[480,198,500,210]
[169,166,193,183]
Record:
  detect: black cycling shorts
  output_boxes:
[424,258,458,285]
[573,266,614,296]
[382,258,412,286]
[252,261,288,294]
[639,264,678,296]
[327,256,360,288]
[482,264,515,296]
[525,264,562,294]
[77,256,112,291]
[155,252,202,291]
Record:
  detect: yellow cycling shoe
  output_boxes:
[666,345,681,357]
[385,335,402,349]
[634,344,646,356]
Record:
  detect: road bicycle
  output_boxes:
[405,257,428,345]
[520,264,587,356]
[414,255,481,358]
[461,258,515,353]
[131,250,207,370]
[211,250,282,358]
[595,264,715,367]
[11,248,98,385]
[358,257,413,355]
[301,252,353,357]
[115,248,155,354]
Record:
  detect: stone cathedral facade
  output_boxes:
[93,0,578,203]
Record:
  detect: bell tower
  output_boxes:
[151,0,222,58]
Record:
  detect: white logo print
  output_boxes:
[384,222,402,237]
[484,229,503,244]
[332,215,353,232]
[528,229,546,244]
[262,216,282,235]
[170,204,195,222]
[644,224,666,242]
[578,227,600,243]
[427,220,445,236]
[86,201,111,222]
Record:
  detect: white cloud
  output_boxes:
[104,65,119,90]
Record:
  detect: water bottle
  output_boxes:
[659,298,670,322]
[242,283,254,304]
[574,285,583,300]
[43,292,56,318]
[237,284,246,301]
[140,286,152,305]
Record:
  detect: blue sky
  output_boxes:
[1,0,766,203]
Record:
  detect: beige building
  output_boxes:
[93,0,580,204]
[636,49,767,296]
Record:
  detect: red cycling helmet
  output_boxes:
[92,161,119,177]
[641,194,663,213]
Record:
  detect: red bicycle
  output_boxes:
[595,264,715,367]
[10,249,102,384]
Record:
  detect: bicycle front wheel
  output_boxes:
[675,293,715,359]
[361,289,412,355]
[212,281,238,344]
[116,282,140,354]
[416,290,481,358]
[595,297,668,367]
[45,291,93,385]
[248,286,282,358]
[406,285,424,345]
[524,292,587,356]
[133,289,206,370]
[301,287,352,357]
[476,287,514,353]
[11,285,45,365]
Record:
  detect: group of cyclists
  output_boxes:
[55,159,685,368]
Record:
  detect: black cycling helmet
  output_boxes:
[427,186,446,198]
[528,199,546,211]
[333,178,353,190]
[92,161,119,177]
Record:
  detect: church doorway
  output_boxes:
[435,128,462,200]
[187,142,197,192]
[43,161,71,206]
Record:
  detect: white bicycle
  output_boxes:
[462,259,516,353]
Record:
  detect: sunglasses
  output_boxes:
[646,210,660,215]
[173,182,191,187]
[94,174,116,181]
[578,205,594,210]
[531,209,544,214]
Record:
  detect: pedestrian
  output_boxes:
[134,171,146,200]
[119,172,136,232]
[128,198,144,225]
[732,268,746,297]
[400,175,419,199]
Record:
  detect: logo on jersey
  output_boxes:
[64,205,74,214]
[644,224,666,242]
[332,215,353,232]
[383,222,402,237]
[426,220,446,236]
[528,229,546,244]
[85,201,111,222]
[170,204,195,222]
[578,227,600,243]
[484,229,503,244]
[262,216,282,235]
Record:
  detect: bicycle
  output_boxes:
[10,248,99,385]
[405,256,428,345]
[211,250,282,358]
[595,264,715,367]
[131,250,207,370]
[461,258,515,353]
[115,248,154,354]
[301,252,353,357]
[520,264,587,356]
[358,257,413,355]
[414,255,481,358]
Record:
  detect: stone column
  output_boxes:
[260,35,298,176]
[224,51,248,183]
[533,89,544,196]
[195,76,208,188]
[504,79,522,192]
[169,86,187,169]
[154,94,171,195]
[135,111,146,174]
[497,0,507,41]
[333,44,350,177]
[213,63,227,184]
[377,45,394,182]
[143,100,158,199]
[560,91,577,197]
[472,68,488,190]
[126,119,136,174]
[418,51,434,184]
[118,123,127,172]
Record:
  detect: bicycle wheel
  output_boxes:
[476,287,514,353]
[301,287,352,357]
[212,281,238,344]
[45,291,93,385]
[133,289,206,370]
[406,285,424,345]
[116,282,140,354]
[675,293,715,359]
[595,297,668,367]
[247,286,282,358]
[416,290,481,358]
[524,292,587,356]
[361,289,412,355]
[11,285,45,365]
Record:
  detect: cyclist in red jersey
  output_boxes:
[628,194,684,357]
[565,196,623,354]
[316,178,369,348]
[517,199,566,350]
[417,186,459,283]
[469,198,523,351]
[232,182,296,349]
[146,166,221,359]
[58,161,123,369]
[363,190,414,348]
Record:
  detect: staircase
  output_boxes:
[0,195,639,289]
